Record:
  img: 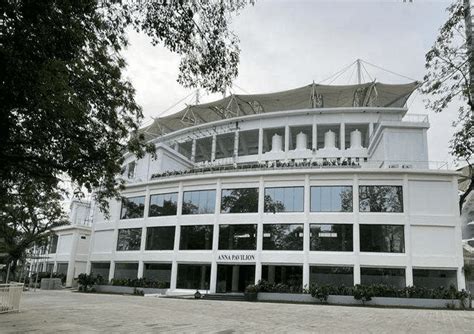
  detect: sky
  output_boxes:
[122,0,461,165]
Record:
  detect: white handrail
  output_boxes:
[0,283,24,314]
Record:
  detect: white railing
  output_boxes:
[0,283,24,314]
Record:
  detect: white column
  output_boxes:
[209,178,221,293]
[137,261,144,279]
[191,139,196,162]
[303,174,310,288]
[211,134,216,162]
[109,260,115,282]
[340,123,345,151]
[403,175,413,287]
[170,182,183,290]
[284,125,290,153]
[234,130,239,161]
[65,231,80,287]
[258,127,263,162]
[453,177,466,290]
[353,174,361,285]
[255,177,264,284]
[312,117,317,151]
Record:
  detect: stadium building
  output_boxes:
[86,79,466,294]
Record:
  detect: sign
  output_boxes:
[217,254,255,262]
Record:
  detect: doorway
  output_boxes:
[216,264,255,293]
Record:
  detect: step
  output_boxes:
[202,293,246,301]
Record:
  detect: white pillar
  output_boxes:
[353,174,361,285]
[340,123,345,151]
[303,175,310,288]
[211,134,216,162]
[109,260,115,281]
[66,231,80,287]
[284,125,290,152]
[403,175,413,287]
[191,139,196,162]
[210,179,221,293]
[312,118,317,151]
[171,182,183,290]
[258,127,263,161]
[234,130,239,161]
[138,261,144,279]
[255,177,264,284]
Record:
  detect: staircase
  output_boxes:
[202,293,246,302]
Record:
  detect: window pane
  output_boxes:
[146,226,175,250]
[143,263,172,288]
[360,224,405,253]
[359,186,403,212]
[177,264,211,289]
[116,228,142,251]
[310,266,354,286]
[149,193,178,217]
[310,224,353,251]
[120,196,145,219]
[114,262,138,280]
[182,190,216,214]
[179,225,214,250]
[413,269,457,289]
[261,265,303,291]
[360,267,406,288]
[263,224,304,250]
[91,262,110,281]
[49,235,58,254]
[218,224,257,250]
[310,186,353,212]
[56,263,68,276]
[264,187,304,212]
[221,188,259,213]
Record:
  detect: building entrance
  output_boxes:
[216,264,255,293]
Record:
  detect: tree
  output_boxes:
[421,0,474,210]
[0,0,252,276]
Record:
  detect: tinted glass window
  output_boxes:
[143,263,172,288]
[114,262,138,280]
[311,186,353,212]
[360,267,406,288]
[56,263,68,275]
[49,235,58,254]
[310,266,354,286]
[149,193,178,217]
[116,228,142,251]
[310,224,353,251]
[177,264,211,289]
[263,224,304,251]
[413,269,457,289]
[264,187,304,213]
[182,190,216,214]
[221,188,259,213]
[218,224,257,250]
[179,225,213,250]
[360,224,405,253]
[145,226,175,250]
[120,196,145,219]
[91,262,110,281]
[261,265,303,292]
[359,186,403,212]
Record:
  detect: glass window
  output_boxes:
[177,263,211,289]
[143,263,172,288]
[310,224,353,251]
[149,193,178,217]
[218,224,257,250]
[145,226,175,250]
[56,263,68,276]
[359,186,403,212]
[263,224,304,251]
[360,267,406,288]
[311,186,353,212]
[264,187,304,213]
[116,228,142,251]
[360,224,405,253]
[127,161,136,179]
[261,265,303,291]
[114,262,138,280]
[310,266,354,286]
[413,269,457,289]
[120,196,145,219]
[49,235,58,254]
[91,262,110,281]
[182,190,216,215]
[221,188,259,213]
[179,225,213,250]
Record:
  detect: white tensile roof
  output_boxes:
[143,81,419,139]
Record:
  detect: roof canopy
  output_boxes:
[143,81,418,139]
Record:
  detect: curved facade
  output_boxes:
[87,83,465,293]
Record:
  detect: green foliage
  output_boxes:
[108,278,168,289]
[245,284,258,293]
[255,280,302,293]
[308,284,353,302]
[78,273,97,292]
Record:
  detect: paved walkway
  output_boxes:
[0,290,473,333]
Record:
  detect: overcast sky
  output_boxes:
[123,0,461,165]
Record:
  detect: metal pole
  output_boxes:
[357,59,362,84]
[5,262,11,283]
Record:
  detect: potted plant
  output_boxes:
[244,284,258,301]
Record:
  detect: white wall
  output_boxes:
[92,230,114,254]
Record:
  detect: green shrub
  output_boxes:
[78,273,97,292]
[255,280,302,293]
[109,278,168,289]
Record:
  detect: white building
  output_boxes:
[86,82,465,293]
[31,200,92,287]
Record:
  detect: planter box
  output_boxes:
[94,285,168,295]
[257,293,465,309]
[40,278,63,290]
